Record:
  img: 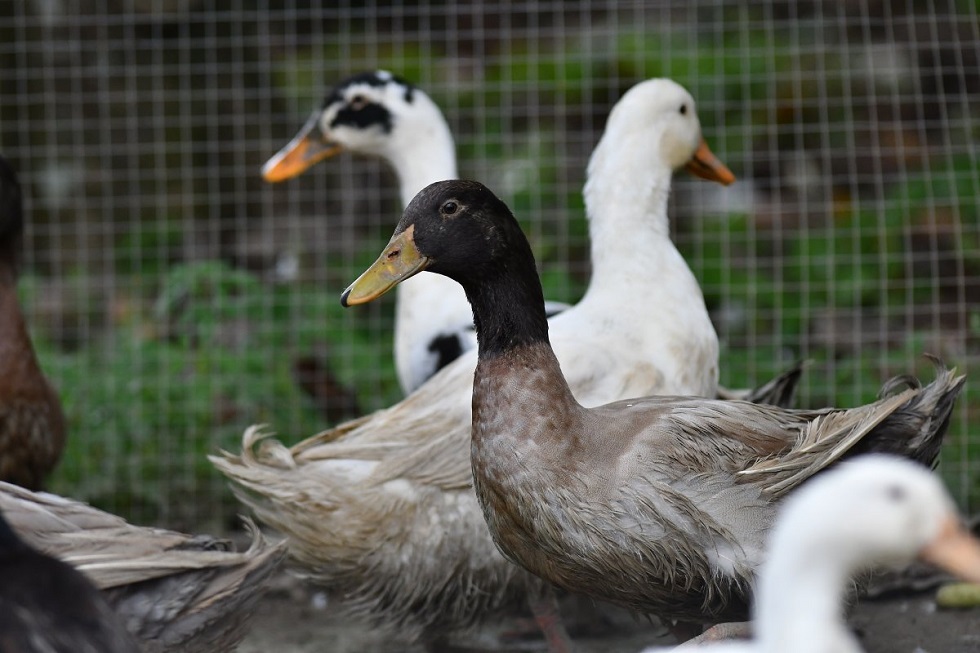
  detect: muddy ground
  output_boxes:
[239,570,980,653]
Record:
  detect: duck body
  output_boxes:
[0,155,67,491]
[343,179,964,628]
[0,482,286,653]
[217,78,752,642]
[0,507,141,653]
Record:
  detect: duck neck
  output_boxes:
[390,108,458,208]
[754,542,858,651]
[459,242,552,361]
[581,141,676,296]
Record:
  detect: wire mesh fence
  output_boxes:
[0,0,977,529]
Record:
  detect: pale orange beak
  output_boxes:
[262,113,343,183]
[684,139,736,186]
[919,516,980,583]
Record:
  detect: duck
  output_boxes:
[0,154,67,490]
[639,455,980,653]
[263,70,575,394]
[0,481,287,653]
[340,178,965,635]
[0,505,141,653]
[214,77,743,647]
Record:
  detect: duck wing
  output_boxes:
[0,482,285,653]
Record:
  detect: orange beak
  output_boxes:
[919,515,980,584]
[262,113,343,183]
[684,139,736,186]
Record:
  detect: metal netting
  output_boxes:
[0,0,977,529]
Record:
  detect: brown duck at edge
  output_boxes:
[0,155,66,491]
[343,180,964,631]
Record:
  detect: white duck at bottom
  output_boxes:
[639,455,980,653]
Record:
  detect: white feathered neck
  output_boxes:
[570,79,720,397]
[375,87,471,394]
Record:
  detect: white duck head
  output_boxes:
[639,455,980,653]
[772,455,975,576]
[586,79,732,194]
[262,70,457,207]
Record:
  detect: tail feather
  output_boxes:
[736,360,807,408]
[742,360,965,498]
[848,362,965,468]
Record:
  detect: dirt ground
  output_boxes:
[239,571,980,653]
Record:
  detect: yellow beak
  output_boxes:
[341,225,430,307]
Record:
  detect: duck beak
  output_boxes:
[684,139,736,186]
[341,225,430,307]
[262,113,344,183]
[918,515,980,583]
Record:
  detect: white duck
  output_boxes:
[214,77,734,646]
[264,70,567,394]
[638,456,980,653]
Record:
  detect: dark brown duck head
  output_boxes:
[0,155,67,491]
[342,180,550,356]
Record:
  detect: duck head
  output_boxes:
[586,78,735,192]
[342,180,531,307]
[262,70,454,184]
[776,455,980,581]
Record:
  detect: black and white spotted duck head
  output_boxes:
[342,180,536,307]
[263,70,452,182]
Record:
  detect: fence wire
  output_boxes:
[0,0,977,529]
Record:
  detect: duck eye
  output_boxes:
[679,104,688,115]
[885,485,906,502]
[441,201,459,215]
[349,94,368,109]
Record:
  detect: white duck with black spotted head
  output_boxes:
[264,70,573,394]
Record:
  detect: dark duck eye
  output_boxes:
[679,103,688,115]
[885,484,907,503]
[441,200,459,216]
